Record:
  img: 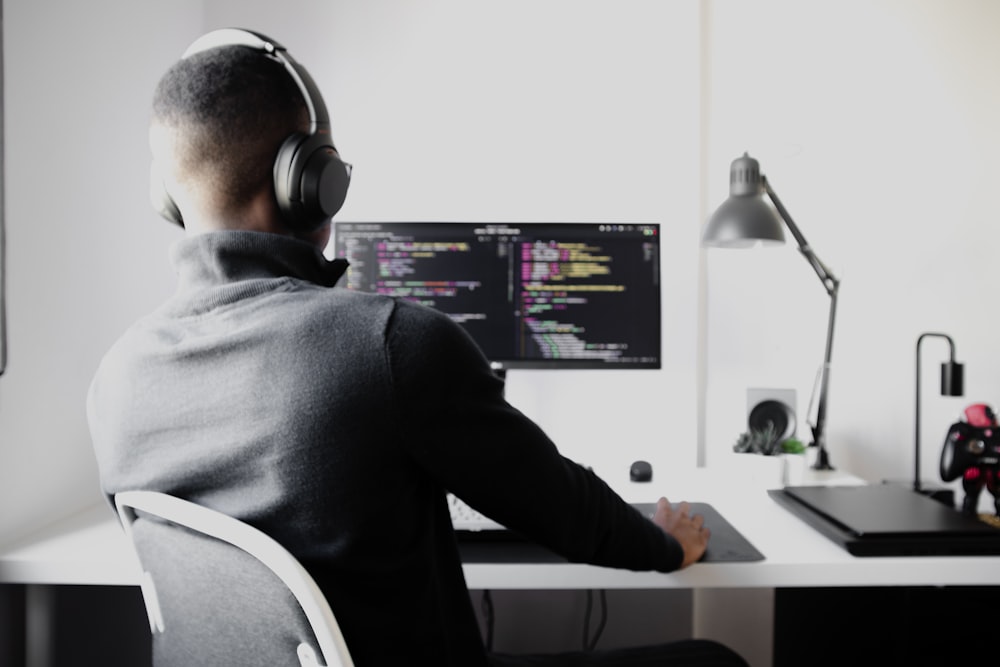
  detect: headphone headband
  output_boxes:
[182,29,329,134]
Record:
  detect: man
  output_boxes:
[88,30,747,666]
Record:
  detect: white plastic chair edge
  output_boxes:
[114,490,355,667]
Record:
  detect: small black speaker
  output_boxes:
[746,388,797,441]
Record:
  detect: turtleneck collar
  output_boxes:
[164,231,349,315]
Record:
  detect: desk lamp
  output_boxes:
[914,332,964,492]
[703,153,839,470]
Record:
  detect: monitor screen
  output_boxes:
[333,222,661,370]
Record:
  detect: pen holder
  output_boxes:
[725,451,804,488]
[730,425,807,487]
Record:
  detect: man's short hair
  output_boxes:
[152,45,308,209]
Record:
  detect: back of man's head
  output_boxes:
[152,45,308,224]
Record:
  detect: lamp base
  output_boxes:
[882,479,956,509]
[810,446,834,471]
[916,486,956,508]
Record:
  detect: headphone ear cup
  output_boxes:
[273,132,350,232]
[150,161,184,227]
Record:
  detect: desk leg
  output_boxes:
[692,588,773,667]
[0,584,26,666]
[26,584,54,667]
[0,584,55,667]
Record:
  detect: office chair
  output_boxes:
[115,491,355,667]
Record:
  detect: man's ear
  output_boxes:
[148,124,185,227]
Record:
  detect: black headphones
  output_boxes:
[151,28,352,232]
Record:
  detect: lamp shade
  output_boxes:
[941,360,964,396]
[702,153,786,248]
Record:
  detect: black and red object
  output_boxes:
[940,403,1000,516]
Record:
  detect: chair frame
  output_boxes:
[115,490,354,667]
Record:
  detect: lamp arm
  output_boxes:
[810,285,838,469]
[763,177,839,469]
[763,178,839,297]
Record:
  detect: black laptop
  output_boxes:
[769,484,1000,557]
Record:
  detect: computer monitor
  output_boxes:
[332,222,661,371]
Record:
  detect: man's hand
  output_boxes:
[652,497,710,568]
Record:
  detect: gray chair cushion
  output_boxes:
[131,513,323,667]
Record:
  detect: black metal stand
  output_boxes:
[914,332,963,491]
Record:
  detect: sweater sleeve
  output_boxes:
[385,300,683,573]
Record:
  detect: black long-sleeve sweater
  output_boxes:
[87,230,682,666]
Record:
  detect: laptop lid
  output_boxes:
[771,484,1000,556]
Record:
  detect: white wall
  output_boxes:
[703,0,1000,513]
[0,0,202,544]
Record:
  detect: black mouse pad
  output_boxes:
[457,502,764,564]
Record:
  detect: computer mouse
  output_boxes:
[630,460,653,482]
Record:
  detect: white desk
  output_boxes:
[4,466,1000,666]
[5,470,999,589]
